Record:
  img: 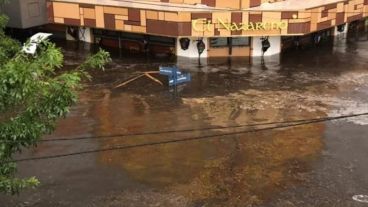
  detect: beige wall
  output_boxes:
[131,0,287,9]
[48,0,368,37]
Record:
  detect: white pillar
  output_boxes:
[334,23,348,40]
[65,27,93,43]
[251,36,281,65]
[333,23,348,53]
[65,27,77,41]
[176,37,208,58]
[251,36,281,57]
[78,27,94,43]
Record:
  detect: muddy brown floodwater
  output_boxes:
[1,34,368,207]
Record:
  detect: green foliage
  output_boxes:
[0,14,111,194]
[0,15,8,30]
[0,15,20,64]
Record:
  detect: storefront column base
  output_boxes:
[334,23,348,42]
[251,36,281,65]
[333,23,349,53]
[65,27,94,43]
[66,27,76,41]
[78,27,94,43]
[176,37,208,58]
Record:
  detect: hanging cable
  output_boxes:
[7,112,368,163]
[38,112,368,142]
[1,112,367,143]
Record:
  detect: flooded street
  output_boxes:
[2,34,368,207]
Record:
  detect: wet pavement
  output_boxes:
[1,33,368,207]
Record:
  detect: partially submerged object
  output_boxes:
[159,66,191,87]
[114,71,163,89]
[114,66,191,88]
[352,195,368,203]
[22,33,52,55]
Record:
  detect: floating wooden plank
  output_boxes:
[140,71,159,74]
[114,71,163,88]
[144,73,163,85]
[114,74,145,88]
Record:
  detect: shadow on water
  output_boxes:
[2,31,368,207]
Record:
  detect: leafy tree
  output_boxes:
[0,12,111,194]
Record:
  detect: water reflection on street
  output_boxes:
[2,34,368,207]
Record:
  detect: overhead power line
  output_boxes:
[9,112,368,163]
[38,112,368,142]
[1,112,368,143]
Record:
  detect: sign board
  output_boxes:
[159,66,191,86]
[159,66,182,76]
[169,73,191,86]
[192,18,288,32]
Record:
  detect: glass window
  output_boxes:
[92,29,119,38]
[92,29,103,35]
[210,38,228,47]
[121,32,144,41]
[210,37,250,47]
[105,30,120,37]
[282,36,294,41]
[231,37,249,46]
[149,35,175,46]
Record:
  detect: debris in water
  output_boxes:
[114,71,162,88]
[114,66,191,89]
[352,195,368,203]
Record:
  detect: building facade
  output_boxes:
[5,0,368,58]
[1,0,48,29]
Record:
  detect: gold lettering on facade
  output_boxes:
[248,22,255,30]
[192,18,288,32]
[230,23,241,31]
[192,18,210,32]
[217,18,231,30]
[255,22,263,30]
[279,22,288,30]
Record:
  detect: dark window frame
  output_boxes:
[92,29,175,46]
[231,37,250,47]
[210,37,250,48]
